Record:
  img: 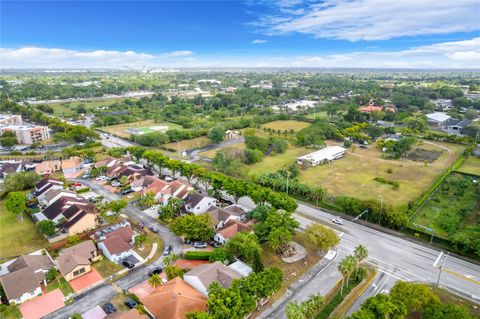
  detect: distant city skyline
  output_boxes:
[1,0,479,69]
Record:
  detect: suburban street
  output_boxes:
[44,179,182,319]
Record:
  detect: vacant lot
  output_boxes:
[46,97,128,117]
[0,199,48,262]
[198,142,246,159]
[413,173,479,239]
[163,135,210,152]
[247,144,310,177]
[261,120,311,132]
[101,120,183,138]
[297,141,465,210]
[456,156,480,176]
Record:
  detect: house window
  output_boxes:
[73,267,86,277]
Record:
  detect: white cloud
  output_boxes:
[251,39,268,44]
[0,47,193,68]
[1,38,478,69]
[255,0,480,41]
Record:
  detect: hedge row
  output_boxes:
[184,251,213,260]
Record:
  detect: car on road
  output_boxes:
[332,218,344,225]
[149,225,159,233]
[124,298,138,308]
[96,176,108,181]
[163,245,172,256]
[82,173,90,179]
[194,242,208,249]
[111,181,121,187]
[102,303,116,314]
[148,266,163,276]
[122,259,135,269]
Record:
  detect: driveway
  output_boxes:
[20,289,65,319]
[69,268,103,292]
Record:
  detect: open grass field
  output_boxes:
[46,97,128,117]
[247,144,311,177]
[455,156,480,176]
[303,111,328,120]
[198,142,246,159]
[413,173,479,239]
[0,199,48,263]
[261,120,311,132]
[93,258,123,278]
[163,135,210,151]
[100,120,183,138]
[296,140,465,210]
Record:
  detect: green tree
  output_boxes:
[302,224,340,253]
[207,282,256,319]
[349,294,407,319]
[139,192,156,209]
[209,247,234,264]
[170,214,215,242]
[158,197,183,222]
[5,191,27,221]
[208,126,225,144]
[286,293,324,319]
[134,234,147,248]
[353,245,368,275]
[46,267,58,282]
[422,301,472,319]
[254,209,299,254]
[225,232,263,270]
[245,135,269,153]
[338,255,356,295]
[212,151,237,175]
[36,220,56,236]
[389,281,438,313]
[108,199,127,214]
[243,148,264,164]
[148,274,162,288]
[164,265,186,280]
[4,171,40,193]
[271,138,288,154]
[119,175,130,186]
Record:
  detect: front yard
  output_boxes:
[0,198,48,262]
[93,257,124,278]
[135,229,164,262]
[46,277,74,296]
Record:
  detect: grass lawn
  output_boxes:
[163,135,211,152]
[0,199,48,263]
[413,173,479,239]
[135,229,164,261]
[109,293,130,312]
[198,142,245,159]
[46,278,74,296]
[456,156,480,176]
[46,97,128,117]
[297,140,465,211]
[101,120,183,138]
[261,120,311,132]
[303,111,328,120]
[93,258,124,278]
[246,144,310,177]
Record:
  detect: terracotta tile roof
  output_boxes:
[144,179,169,195]
[35,160,61,174]
[218,219,255,240]
[102,235,132,255]
[173,259,211,270]
[62,157,83,169]
[140,277,207,319]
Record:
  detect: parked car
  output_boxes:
[209,241,220,248]
[359,145,368,149]
[122,188,133,195]
[111,181,121,187]
[82,173,90,179]
[122,260,135,269]
[194,242,208,249]
[163,245,172,256]
[124,298,138,309]
[102,303,116,314]
[332,218,344,225]
[148,266,163,276]
[149,225,159,233]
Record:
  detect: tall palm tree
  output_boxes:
[148,274,162,288]
[354,245,368,275]
[344,255,357,288]
[338,257,351,295]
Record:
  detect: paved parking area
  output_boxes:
[69,268,103,292]
[19,289,65,319]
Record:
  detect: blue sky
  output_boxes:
[1,0,479,68]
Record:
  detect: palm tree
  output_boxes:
[344,255,357,287]
[338,258,350,295]
[354,245,368,275]
[148,274,162,288]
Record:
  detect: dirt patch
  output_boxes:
[407,148,442,163]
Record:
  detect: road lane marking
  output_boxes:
[443,268,480,285]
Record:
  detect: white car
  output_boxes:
[332,218,344,225]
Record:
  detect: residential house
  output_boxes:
[207,204,246,229]
[130,175,160,192]
[140,277,208,319]
[214,219,256,244]
[228,260,253,277]
[35,160,61,176]
[106,164,153,182]
[37,188,77,207]
[359,105,395,113]
[33,178,64,198]
[443,119,472,135]
[143,179,193,205]
[55,240,99,281]
[34,194,97,236]
[95,221,136,263]
[0,253,54,304]
[426,112,451,127]
[184,261,243,296]
[0,161,36,178]
[62,156,83,176]
[184,192,216,215]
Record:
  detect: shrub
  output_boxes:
[373,177,400,190]
[184,251,212,260]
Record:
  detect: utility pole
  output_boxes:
[434,251,449,287]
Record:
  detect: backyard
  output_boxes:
[0,199,48,262]
[413,173,479,239]
[456,156,480,176]
[100,120,183,138]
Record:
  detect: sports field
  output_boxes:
[101,120,183,138]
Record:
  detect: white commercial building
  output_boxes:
[297,146,346,166]
[0,125,50,144]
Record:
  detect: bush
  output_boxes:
[243,148,264,164]
[184,251,212,260]
[373,177,400,190]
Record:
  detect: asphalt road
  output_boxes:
[44,179,182,319]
